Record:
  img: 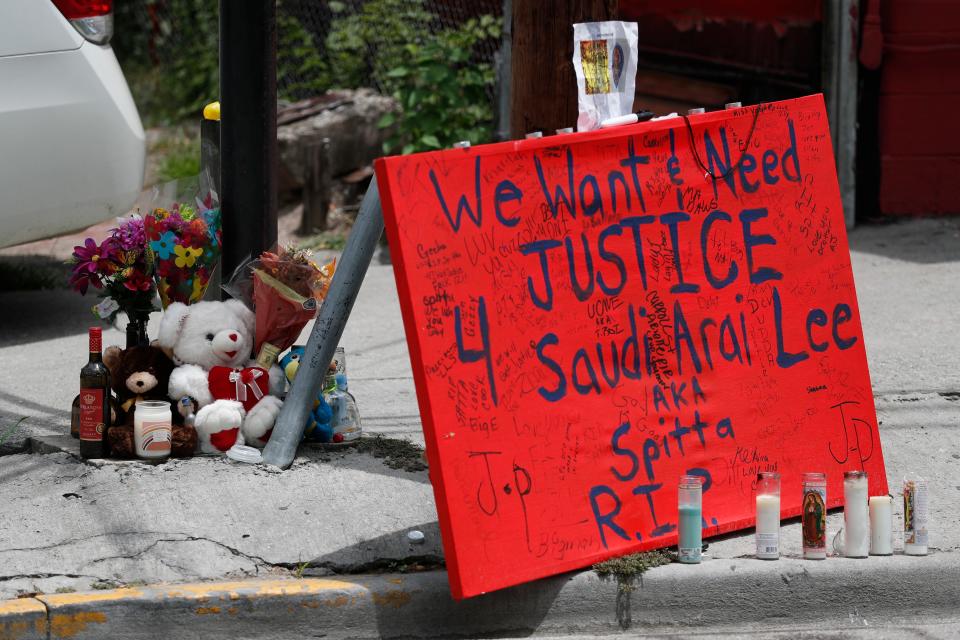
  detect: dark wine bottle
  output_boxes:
[79,327,111,459]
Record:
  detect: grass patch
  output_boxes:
[0,259,67,291]
[155,137,201,183]
[593,550,673,593]
[296,230,348,252]
[356,435,427,472]
[91,581,121,590]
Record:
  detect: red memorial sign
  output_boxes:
[374,94,887,599]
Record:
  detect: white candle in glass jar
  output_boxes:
[869,495,893,555]
[134,401,172,459]
[756,494,781,559]
[843,471,869,558]
[755,472,781,560]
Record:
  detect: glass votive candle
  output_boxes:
[755,472,781,560]
[802,472,827,559]
[678,475,703,564]
[134,400,172,460]
[869,495,893,555]
[843,470,869,558]
[903,474,929,556]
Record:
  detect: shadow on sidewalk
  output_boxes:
[292,445,431,486]
[0,283,101,348]
[849,217,960,265]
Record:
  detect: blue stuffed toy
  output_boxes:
[280,346,334,443]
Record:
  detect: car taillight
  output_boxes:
[52,0,113,45]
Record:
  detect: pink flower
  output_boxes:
[71,238,106,275]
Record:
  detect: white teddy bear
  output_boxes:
[157,299,284,454]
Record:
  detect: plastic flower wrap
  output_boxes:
[68,216,158,322]
[224,245,336,368]
[145,199,222,308]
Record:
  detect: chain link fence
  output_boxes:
[113,0,504,124]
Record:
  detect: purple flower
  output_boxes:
[113,216,145,251]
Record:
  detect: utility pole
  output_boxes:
[219,0,278,278]
[510,0,617,138]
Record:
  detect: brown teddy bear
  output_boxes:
[103,345,197,457]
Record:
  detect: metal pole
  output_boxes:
[822,0,858,229]
[219,0,278,277]
[262,178,385,469]
[495,0,512,141]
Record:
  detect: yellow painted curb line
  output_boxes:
[0,577,417,639]
[0,598,46,640]
[0,599,45,618]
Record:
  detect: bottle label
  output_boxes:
[79,388,105,441]
[802,487,827,552]
[139,420,172,454]
[756,532,779,556]
[904,480,929,545]
[678,547,701,562]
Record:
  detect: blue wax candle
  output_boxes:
[678,504,702,563]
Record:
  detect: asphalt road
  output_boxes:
[526,618,960,640]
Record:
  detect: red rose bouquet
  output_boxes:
[224,245,335,368]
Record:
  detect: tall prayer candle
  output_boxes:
[869,495,893,555]
[755,472,781,560]
[677,475,703,564]
[843,470,869,558]
[904,474,929,556]
[802,472,827,559]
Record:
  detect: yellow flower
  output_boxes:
[174,245,203,268]
[191,276,205,302]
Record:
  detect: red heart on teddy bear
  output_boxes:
[207,366,270,412]
[209,427,241,452]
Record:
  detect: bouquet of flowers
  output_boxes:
[144,197,222,308]
[68,216,158,323]
[224,245,335,368]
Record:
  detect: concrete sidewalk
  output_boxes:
[0,217,958,638]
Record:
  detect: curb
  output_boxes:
[2,551,958,639]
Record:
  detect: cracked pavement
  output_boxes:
[0,447,441,599]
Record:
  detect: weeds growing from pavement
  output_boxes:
[594,550,673,631]
[0,418,27,447]
[593,550,673,593]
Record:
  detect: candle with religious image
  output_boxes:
[802,472,827,559]
[904,474,929,556]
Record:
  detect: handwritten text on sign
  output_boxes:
[374,95,886,599]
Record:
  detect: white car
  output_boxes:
[0,0,145,248]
